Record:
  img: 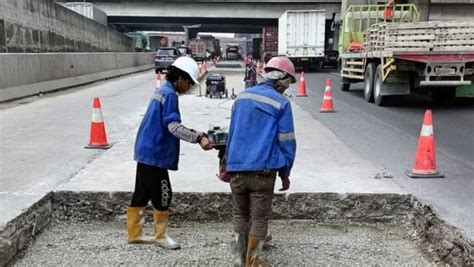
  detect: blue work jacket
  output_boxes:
[134,81,181,170]
[226,79,297,178]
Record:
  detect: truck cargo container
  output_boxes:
[339,4,474,106]
[278,10,326,70]
[63,2,107,26]
[189,39,206,61]
[189,36,220,61]
[262,27,278,63]
[148,35,169,52]
[200,35,221,60]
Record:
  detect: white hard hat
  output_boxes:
[171,56,199,85]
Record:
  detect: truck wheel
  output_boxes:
[364,63,376,102]
[374,65,389,106]
[341,77,350,91]
[431,87,455,103]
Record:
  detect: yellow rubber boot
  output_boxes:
[127,206,146,244]
[246,236,268,267]
[153,209,180,249]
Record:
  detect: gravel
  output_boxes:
[12,220,438,266]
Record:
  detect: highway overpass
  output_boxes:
[62,0,473,33]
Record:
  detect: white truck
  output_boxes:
[278,10,326,70]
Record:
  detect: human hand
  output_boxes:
[279,177,290,191]
[199,136,213,150]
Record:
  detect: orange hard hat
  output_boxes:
[264,56,296,83]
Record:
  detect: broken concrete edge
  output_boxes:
[0,192,52,267]
[0,191,472,266]
[409,200,474,267]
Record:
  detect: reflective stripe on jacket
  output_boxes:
[226,79,297,178]
[134,81,181,170]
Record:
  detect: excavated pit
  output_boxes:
[2,192,472,266]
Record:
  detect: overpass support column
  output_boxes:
[183,25,200,46]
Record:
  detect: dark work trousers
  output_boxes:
[130,162,172,211]
[229,171,276,238]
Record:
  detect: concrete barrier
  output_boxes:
[0,52,154,102]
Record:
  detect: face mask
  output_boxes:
[276,76,292,90]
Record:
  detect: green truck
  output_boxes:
[124,32,150,52]
[339,4,474,105]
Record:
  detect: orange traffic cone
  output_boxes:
[85,97,112,149]
[296,71,308,97]
[156,72,162,87]
[320,78,336,112]
[406,110,444,178]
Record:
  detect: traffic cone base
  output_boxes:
[406,110,443,179]
[85,143,112,149]
[405,170,444,178]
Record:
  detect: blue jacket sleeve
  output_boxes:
[277,101,296,179]
[162,93,181,126]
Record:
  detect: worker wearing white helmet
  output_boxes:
[127,56,212,249]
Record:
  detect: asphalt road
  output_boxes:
[288,68,474,239]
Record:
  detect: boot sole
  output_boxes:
[128,239,155,244]
[156,243,181,250]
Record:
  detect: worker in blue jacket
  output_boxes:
[127,56,212,249]
[226,56,297,266]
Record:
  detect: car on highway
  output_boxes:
[155,47,181,73]
[226,45,240,60]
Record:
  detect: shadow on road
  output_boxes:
[343,87,474,110]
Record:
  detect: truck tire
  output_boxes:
[341,77,350,91]
[364,63,376,102]
[374,65,389,106]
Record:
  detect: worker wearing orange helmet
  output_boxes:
[226,56,297,265]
